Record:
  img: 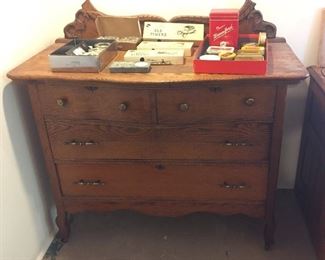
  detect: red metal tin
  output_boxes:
[209,9,239,48]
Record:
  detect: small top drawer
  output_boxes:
[37,84,154,123]
[157,85,276,124]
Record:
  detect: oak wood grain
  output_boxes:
[27,84,70,242]
[63,197,265,218]
[7,28,308,247]
[263,85,287,249]
[57,162,268,201]
[64,0,277,40]
[46,120,271,161]
[7,42,308,84]
[38,84,155,123]
[157,84,276,123]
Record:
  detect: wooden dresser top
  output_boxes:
[7,41,308,85]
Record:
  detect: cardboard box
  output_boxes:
[142,22,204,42]
[95,16,142,50]
[49,39,117,72]
[193,34,267,75]
[137,41,194,56]
[124,49,184,65]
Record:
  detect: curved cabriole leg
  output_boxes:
[56,211,70,243]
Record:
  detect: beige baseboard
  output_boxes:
[35,230,56,260]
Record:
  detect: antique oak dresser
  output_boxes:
[7,0,308,250]
[295,66,325,259]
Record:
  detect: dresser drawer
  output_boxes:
[37,84,154,123]
[58,163,268,201]
[47,120,271,161]
[157,85,276,124]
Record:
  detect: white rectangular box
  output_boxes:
[124,49,184,65]
[142,22,204,42]
[137,41,194,56]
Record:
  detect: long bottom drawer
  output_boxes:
[57,162,268,201]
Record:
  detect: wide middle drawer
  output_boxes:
[47,120,271,161]
[57,162,268,201]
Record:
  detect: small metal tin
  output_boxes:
[49,39,117,72]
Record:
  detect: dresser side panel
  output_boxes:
[27,83,69,240]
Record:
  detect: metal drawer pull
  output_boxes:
[84,141,97,146]
[220,182,247,189]
[76,179,105,186]
[64,140,98,146]
[245,97,255,106]
[179,103,189,112]
[119,103,128,112]
[224,141,249,147]
[56,98,67,107]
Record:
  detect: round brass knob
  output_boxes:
[56,98,67,107]
[245,97,255,106]
[179,103,189,112]
[119,103,128,112]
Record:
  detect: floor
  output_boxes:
[44,190,317,260]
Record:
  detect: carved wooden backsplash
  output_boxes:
[64,0,277,40]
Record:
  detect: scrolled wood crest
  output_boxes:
[64,0,276,39]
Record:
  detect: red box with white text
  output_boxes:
[209,9,239,48]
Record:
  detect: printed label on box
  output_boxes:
[143,22,204,41]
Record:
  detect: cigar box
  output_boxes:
[49,39,117,72]
[193,34,267,75]
[124,49,184,65]
[137,41,194,56]
[142,22,204,42]
[95,16,142,50]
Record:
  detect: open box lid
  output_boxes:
[95,16,142,38]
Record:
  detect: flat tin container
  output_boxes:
[49,39,117,72]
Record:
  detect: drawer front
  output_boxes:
[47,120,271,161]
[157,85,276,124]
[58,163,268,201]
[38,84,154,123]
